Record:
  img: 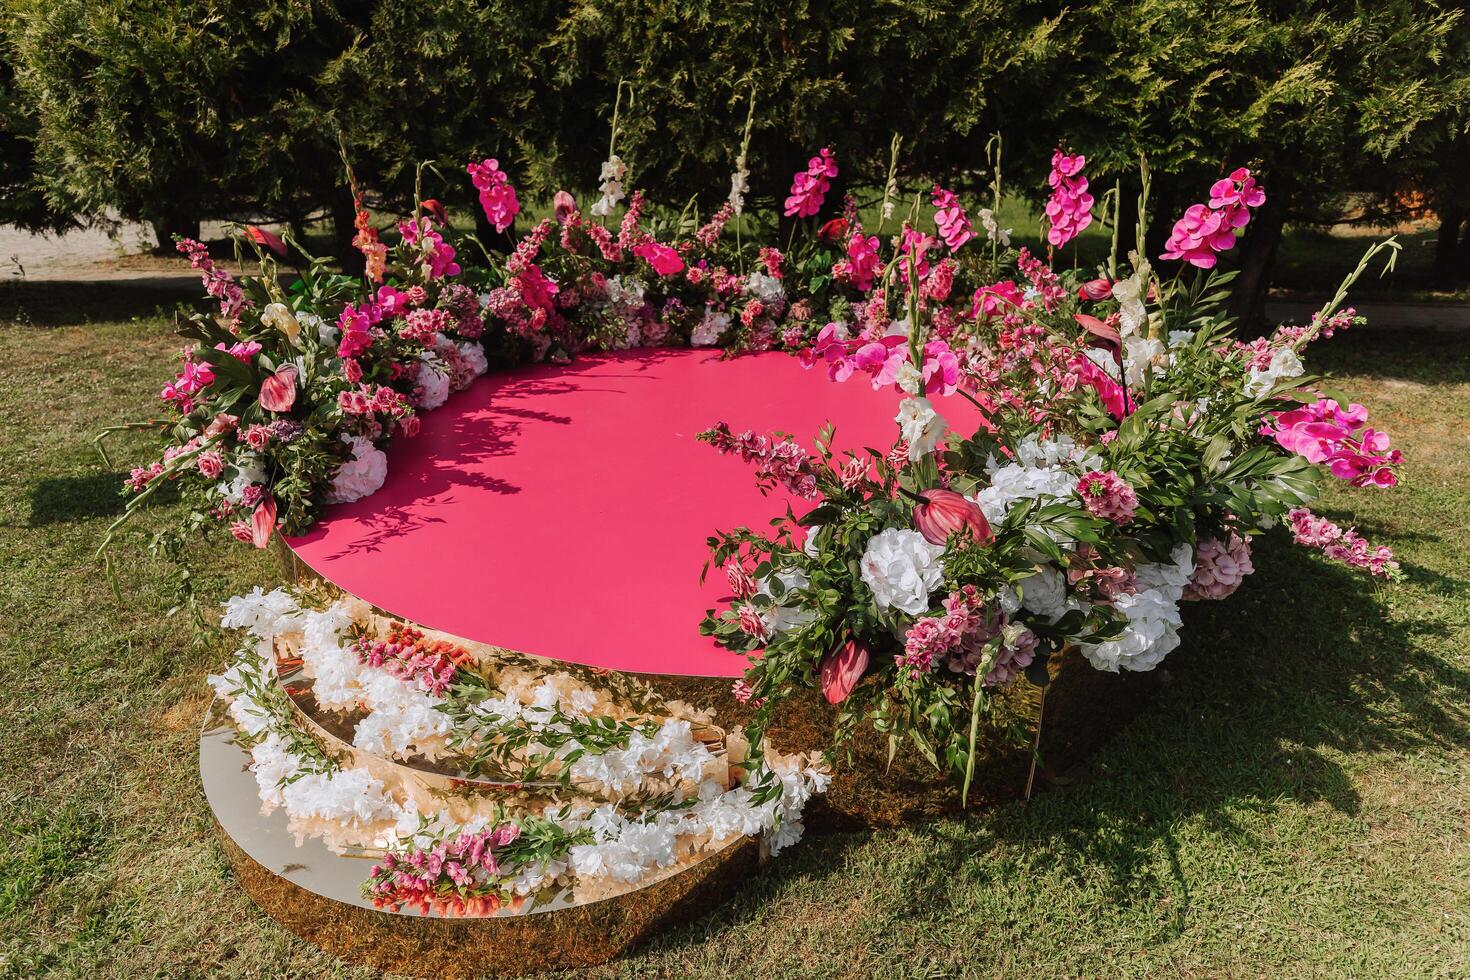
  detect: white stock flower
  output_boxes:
[896,396,947,462]
[860,528,945,615]
[326,435,388,504]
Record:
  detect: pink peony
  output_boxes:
[1183,534,1254,600]
[1076,470,1138,524]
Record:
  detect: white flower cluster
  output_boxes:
[860,528,945,615]
[1079,542,1195,672]
[414,358,451,411]
[691,306,730,347]
[1244,346,1304,398]
[589,155,628,217]
[744,271,785,305]
[896,396,948,462]
[973,433,1101,526]
[326,434,389,504]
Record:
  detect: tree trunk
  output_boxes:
[150,214,201,254]
[329,189,362,276]
[1227,192,1287,336]
[1432,205,1466,284]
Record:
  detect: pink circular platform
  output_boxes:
[287,348,976,677]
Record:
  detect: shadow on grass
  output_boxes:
[28,473,128,526]
[0,280,203,328]
[630,536,1468,961]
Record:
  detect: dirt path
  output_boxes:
[0,220,239,283]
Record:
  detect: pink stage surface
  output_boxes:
[287,348,975,677]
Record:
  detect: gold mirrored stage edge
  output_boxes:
[202,707,761,977]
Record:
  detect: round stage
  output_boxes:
[286,348,974,677]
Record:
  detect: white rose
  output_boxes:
[896,396,947,462]
[859,528,945,615]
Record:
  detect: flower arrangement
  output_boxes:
[117,125,1404,842]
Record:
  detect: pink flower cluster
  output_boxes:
[467,158,520,233]
[833,230,882,292]
[1265,398,1401,488]
[367,823,522,916]
[783,148,837,218]
[398,217,461,280]
[1018,248,1067,311]
[338,383,412,419]
[701,422,818,499]
[801,326,961,397]
[176,238,248,320]
[1183,534,1254,600]
[633,241,685,276]
[1160,167,1265,268]
[931,185,975,252]
[160,353,215,412]
[1043,150,1094,248]
[354,622,470,697]
[898,586,1036,687]
[1288,508,1400,579]
[1076,470,1138,524]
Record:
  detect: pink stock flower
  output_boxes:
[1076,470,1138,524]
[783,148,837,218]
[819,638,871,704]
[931,184,975,252]
[632,241,685,276]
[1161,168,1265,268]
[1288,508,1400,579]
[467,158,520,232]
[1044,149,1094,248]
[1183,534,1255,600]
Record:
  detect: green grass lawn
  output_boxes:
[1,286,1467,978]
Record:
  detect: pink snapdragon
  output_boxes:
[1044,150,1094,248]
[1288,507,1400,579]
[367,822,522,916]
[1076,470,1138,524]
[1161,168,1266,268]
[1265,398,1401,488]
[176,238,248,321]
[467,158,520,233]
[783,148,838,218]
[931,185,975,252]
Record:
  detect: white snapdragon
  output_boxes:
[589,154,628,217]
[860,528,945,615]
[896,396,947,462]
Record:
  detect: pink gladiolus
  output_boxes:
[467,158,520,232]
[783,148,837,218]
[913,489,993,547]
[1044,149,1094,247]
[819,638,871,705]
[250,495,277,549]
[931,184,975,252]
[259,367,297,413]
[243,226,287,256]
[632,241,685,276]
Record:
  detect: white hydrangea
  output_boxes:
[896,396,947,462]
[744,271,785,305]
[860,528,945,615]
[1244,346,1304,398]
[456,341,488,377]
[1018,566,1070,619]
[691,307,730,347]
[326,435,388,504]
[973,434,1102,526]
[1080,543,1195,672]
[414,359,450,411]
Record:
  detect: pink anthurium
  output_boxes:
[244,226,287,256]
[912,489,993,547]
[259,366,297,413]
[250,495,277,549]
[819,638,871,705]
[1075,313,1122,365]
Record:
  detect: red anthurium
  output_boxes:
[818,217,850,242]
[1075,313,1122,365]
[251,495,277,549]
[819,638,871,704]
[1077,277,1112,301]
[913,489,993,547]
[244,226,287,256]
[419,199,449,226]
[259,366,297,413]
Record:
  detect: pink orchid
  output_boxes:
[931,184,975,252]
[1045,149,1094,247]
[466,158,520,232]
[783,148,837,218]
